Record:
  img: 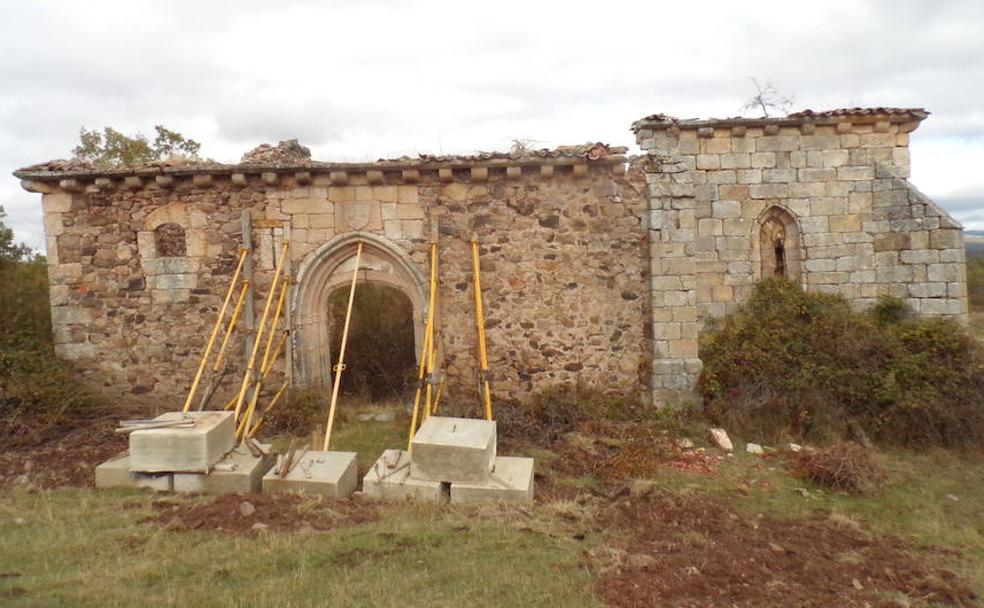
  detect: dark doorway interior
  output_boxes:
[327,283,417,402]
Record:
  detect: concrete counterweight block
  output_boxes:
[262,451,358,499]
[173,444,276,494]
[129,411,236,474]
[450,456,535,504]
[95,454,173,491]
[410,416,496,484]
[363,450,444,502]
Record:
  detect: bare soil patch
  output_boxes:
[0,411,125,489]
[593,494,979,608]
[143,493,378,536]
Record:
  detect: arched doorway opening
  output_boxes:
[291,233,427,391]
[327,283,417,401]
[755,205,802,281]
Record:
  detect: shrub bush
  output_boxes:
[699,279,984,448]
[794,442,887,494]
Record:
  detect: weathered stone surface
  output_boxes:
[262,451,358,499]
[129,411,235,474]
[410,416,496,484]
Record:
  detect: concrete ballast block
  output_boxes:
[410,416,496,484]
[129,411,235,473]
[262,451,357,499]
[95,454,173,491]
[450,456,534,504]
[173,444,275,494]
[363,450,445,502]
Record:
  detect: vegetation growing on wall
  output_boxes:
[699,279,984,448]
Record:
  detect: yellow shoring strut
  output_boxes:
[212,280,250,373]
[245,380,289,439]
[407,242,438,451]
[233,242,289,422]
[238,278,290,438]
[471,237,493,421]
[182,248,249,413]
[322,242,363,451]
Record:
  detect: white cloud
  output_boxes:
[2,0,983,247]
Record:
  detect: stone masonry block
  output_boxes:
[129,411,235,474]
[410,416,496,484]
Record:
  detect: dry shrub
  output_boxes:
[261,389,323,436]
[794,443,887,494]
[699,279,984,448]
[497,385,639,443]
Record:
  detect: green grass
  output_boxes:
[643,449,984,594]
[0,489,601,608]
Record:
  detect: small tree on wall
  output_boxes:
[72,125,201,166]
[742,77,795,118]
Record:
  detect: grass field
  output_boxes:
[2,414,983,607]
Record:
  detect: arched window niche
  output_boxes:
[153,222,187,257]
[755,205,801,282]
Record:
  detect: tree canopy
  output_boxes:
[72,125,201,166]
[0,207,33,263]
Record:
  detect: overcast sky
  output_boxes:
[2,0,983,248]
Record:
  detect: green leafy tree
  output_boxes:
[0,206,33,263]
[72,125,201,166]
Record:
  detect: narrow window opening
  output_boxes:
[774,239,786,277]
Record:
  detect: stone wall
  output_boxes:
[26,156,649,406]
[18,108,969,409]
[633,111,968,399]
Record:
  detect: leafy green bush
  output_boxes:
[699,279,984,448]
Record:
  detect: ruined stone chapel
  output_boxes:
[15,108,970,407]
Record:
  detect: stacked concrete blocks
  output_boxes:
[364,416,534,504]
[128,411,236,473]
[262,451,358,499]
[173,443,275,494]
[94,454,174,491]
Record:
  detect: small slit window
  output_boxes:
[758,206,801,281]
[154,223,187,257]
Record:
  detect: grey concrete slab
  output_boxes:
[129,411,235,473]
[363,449,445,502]
[450,456,534,504]
[173,444,275,494]
[262,450,357,499]
[95,453,173,491]
[410,416,496,484]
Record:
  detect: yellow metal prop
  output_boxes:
[471,238,493,421]
[322,242,363,451]
[233,242,289,422]
[407,241,438,451]
[182,248,248,412]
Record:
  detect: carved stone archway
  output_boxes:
[290,232,427,388]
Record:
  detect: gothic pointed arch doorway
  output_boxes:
[291,233,428,390]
